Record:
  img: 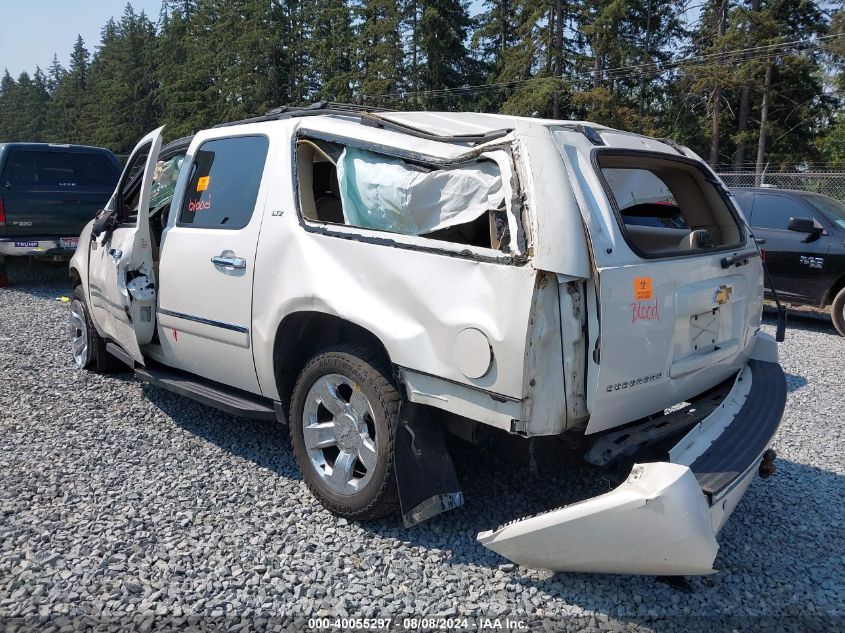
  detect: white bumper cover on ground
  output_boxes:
[478,353,783,575]
[478,462,722,575]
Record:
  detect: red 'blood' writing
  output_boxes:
[188,195,212,212]
[631,299,660,323]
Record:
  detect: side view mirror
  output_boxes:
[787,217,823,243]
[787,217,821,235]
[91,208,115,240]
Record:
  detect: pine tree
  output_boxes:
[210,0,282,120]
[307,0,355,102]
[85,7,161,153]
[0,0,839,169]
[471,0,521,112]
[576,0,684,132]
[47,35,92,143]
[757,0,829,168]
[18,70,51,140]
[47,55,66,95]
[0,72,20,141]
[472,1,571,118]
[157,0,216,136]
[819,8,845,167]
[356,0,405,105]
[416,0,473,109]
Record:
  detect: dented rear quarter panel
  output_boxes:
[250,120,556,405]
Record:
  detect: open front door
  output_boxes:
[87,127,164,364]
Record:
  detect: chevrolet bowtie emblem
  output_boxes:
[714,285,733,306]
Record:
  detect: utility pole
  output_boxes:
[755,58,773,186]
[637,0,653,133]
[708,0,728,168]
[734,0,762,170]
[552,1,565,118]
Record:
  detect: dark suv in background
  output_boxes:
[731,187,845,336]
[0,143,121,286]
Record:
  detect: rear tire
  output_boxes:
[70,285,123,373]
[289,345,400,520]
[832,286,845,337]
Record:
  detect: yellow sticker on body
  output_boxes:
[634,276,653,301]
[197,176,210,192]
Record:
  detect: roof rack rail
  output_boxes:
[212,102,513,146]
[558,124,606,146]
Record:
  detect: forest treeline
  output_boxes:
[0,0,844,170]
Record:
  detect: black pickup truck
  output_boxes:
[0,143,122,285]
[730,187,845,336]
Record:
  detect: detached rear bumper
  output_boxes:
[478,357,786,575]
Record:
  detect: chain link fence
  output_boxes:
[718,171,845,202]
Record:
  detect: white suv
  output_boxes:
[69,105,786,575]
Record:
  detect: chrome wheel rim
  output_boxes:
[302,373,378,495]
[69,300,88,368]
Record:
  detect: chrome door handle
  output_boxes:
[108,248,122,260]
[211,254,246,269]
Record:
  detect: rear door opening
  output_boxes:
[596,151,745,257]
[581,150,762,434]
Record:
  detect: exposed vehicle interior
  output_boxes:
[598,153,744,255]
[101,140,189,258]
[296,137,513,252]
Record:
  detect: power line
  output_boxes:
[365,33,841,101]
[362,32,845,103]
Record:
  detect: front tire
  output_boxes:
[69,285,122,373]
[290,345,400,520]
[832,286,845,337]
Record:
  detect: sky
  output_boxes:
[0,0,163,78]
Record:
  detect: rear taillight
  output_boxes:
[0,198,5,225]
[760,249,766,262]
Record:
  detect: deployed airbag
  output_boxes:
[337,146,504,235]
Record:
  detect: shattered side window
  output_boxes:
[117,146,150,224]
[338,147,504,235]
[297,139,512,251]
[149,154,185,211]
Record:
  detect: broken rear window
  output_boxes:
[296,139,513,252]
[596,152,745,257]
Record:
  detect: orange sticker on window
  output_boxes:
[634,277,653,301]
[196,176,210,192]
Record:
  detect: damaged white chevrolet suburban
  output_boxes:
[68,104,786,576]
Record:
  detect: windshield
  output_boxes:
[806,194,845,229]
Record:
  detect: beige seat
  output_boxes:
[297,141,345,223]
[678,229,714,251]
[297,143,318,221]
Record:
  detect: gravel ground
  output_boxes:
[1,259,843,632]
